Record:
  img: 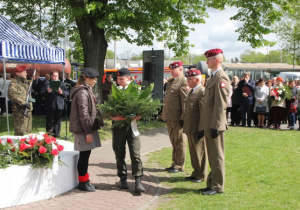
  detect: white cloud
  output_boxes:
[108,7,281,63]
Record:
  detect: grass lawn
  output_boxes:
[0,115,165,141]
[147,126,300,209]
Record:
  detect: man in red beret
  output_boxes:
[8,65,32,135]
[183,69,207,183]
[162,61,189,173]
[199,48,230,195]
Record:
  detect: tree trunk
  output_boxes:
[68,0,108,103]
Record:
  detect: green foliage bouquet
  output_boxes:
[0,134,64,169]
[98,83,162,128]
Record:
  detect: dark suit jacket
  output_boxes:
[237,78,255,105]
[41,80,69,110]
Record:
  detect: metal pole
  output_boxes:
[114,40,116,69]
[3,59,9,135]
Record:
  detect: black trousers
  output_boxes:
[240,104,252,126]
[46,110,63,137]
[231,104,240,125]
[0,97,6,115]
[112,126,143,178]
[78,150,91,176]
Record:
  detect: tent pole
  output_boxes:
[63,64,68,140]
[3,59,10,135]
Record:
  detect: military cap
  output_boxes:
[204,48,223,58]
[14,65,27,72]
[185,69,201,77]
[276,77,283,83]
[117,68,131,76]
[169,61,183,69]
[81,68,99,77]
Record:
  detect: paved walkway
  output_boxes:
[4,126,171,210]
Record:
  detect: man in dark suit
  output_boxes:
[237,72,255,127]
[41,70,69,137]
[32,73,45,115]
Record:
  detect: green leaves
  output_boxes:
[111,84,123,100]
[98,83,162,129]
[138,83,154,100]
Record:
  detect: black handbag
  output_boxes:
[256,106,266,113]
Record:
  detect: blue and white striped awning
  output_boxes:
[0,15,65,64]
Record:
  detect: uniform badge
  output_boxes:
[220,82,226,88]
[185,85,190,90]
[171,89,174,93]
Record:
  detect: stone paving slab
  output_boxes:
[4,126,171,210]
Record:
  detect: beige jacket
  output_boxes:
[199,69,230,131]
[183,85,205,134]
[162,75,188,121]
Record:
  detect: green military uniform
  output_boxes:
[199,69,230,193]
[112,82,143,179]
[112,125,143,178]
[162,75,188,170]
[8,76,32,136]
[183,85,208,180]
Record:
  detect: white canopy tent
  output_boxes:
[0,15,65,134]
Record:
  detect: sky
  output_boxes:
[107,7,281,62]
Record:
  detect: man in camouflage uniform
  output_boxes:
[162,61,189,173]
[8,65,32,136]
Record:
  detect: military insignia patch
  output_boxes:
[220,82,226,88]
[185,85,190,90]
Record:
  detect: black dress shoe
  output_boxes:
[120,178,129,189]
[165,167,174,171]
[185,176,194,180]
[202,189,222,195]
[199,187,211,192]
[168,168,179,173]
[191,179,202,183]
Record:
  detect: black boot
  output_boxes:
[77,181,95,192]
[120,178,129,189]
[135,177,145,193]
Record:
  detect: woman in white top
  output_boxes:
[253,78,269,128]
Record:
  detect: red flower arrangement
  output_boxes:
[0,133,64,168]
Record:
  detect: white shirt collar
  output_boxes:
[212,68,222,76]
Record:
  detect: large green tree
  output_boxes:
[0,0,294,101]
[275,3,300,67]
[240,49,293,64]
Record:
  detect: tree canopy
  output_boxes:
[0,0,295,101]
[239,49,293,64]
[275,2,300,66]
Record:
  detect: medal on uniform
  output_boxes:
[171,89,174,93]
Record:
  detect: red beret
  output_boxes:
[276,77,283,83]
[185,69,201,77]
[169,61,183,69]
[14,65,27,72]
[204,48,223,58]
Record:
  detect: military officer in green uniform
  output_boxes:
[162,61,189,173]
[199,48,230,195]
[109,68,145,194]
[183,69,207,183]
[8,65,32,136]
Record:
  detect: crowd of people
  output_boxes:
[227,72,300,130]
[3,47,299,197]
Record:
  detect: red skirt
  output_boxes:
[269,106,286,121]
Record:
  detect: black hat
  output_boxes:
[117,68,131,76]
[81,68,99,77]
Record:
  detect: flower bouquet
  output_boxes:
[0,133,64,169]
[270,85,291,104]
[98,83,162,128]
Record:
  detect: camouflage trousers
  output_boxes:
[13,111,32,136]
